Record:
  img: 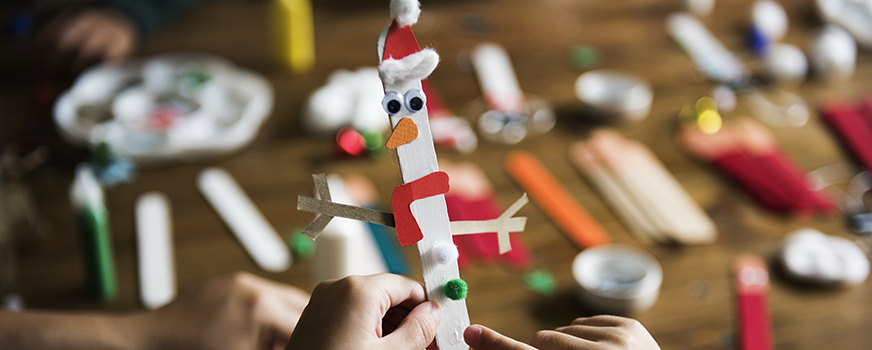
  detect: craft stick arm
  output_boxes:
[450,193,529,254]
[297,174,396,239]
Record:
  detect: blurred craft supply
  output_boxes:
[683,0,715,17]
[680,118,835,216]
[342,173,409,276]
[667,12,810,127]
[311,175,388,284]
[197,167,292,272]
[505,151,609,249]
[779,228,869,286]
[442,160,532,269]
[54,53,274,165]
[815,0,872,50]
[749,0,788,57]
[135,192,176,310]
[423,81,478,153]
[762,43,807,85]
[568,45,600,70]
[570,129,717,245]
[733,255,773,350]
[819,96,872,175]
[574,70,653,122]
[303,68,388,134]
[70,165,117,301]
[571,244,662,315]
[470,42,555,144]
[271,0,315,73]
[808,25,857,84]
[90,142,136,187]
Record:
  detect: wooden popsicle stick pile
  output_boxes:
[570,129,717,245]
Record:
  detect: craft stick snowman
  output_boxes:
[297,1,528,348]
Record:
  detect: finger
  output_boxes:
[571,315,633,328]
[366,274,427,311]
[464,325,536,350]
[530,330,598,350]
[555,325,619,342]
[379,301,441,349]
[383,304,414,335]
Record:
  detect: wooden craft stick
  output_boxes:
[197,167,292,272]
[135,192,176,310]
[505,151,609,248]
[569,141,659,244]
[734,255,773,350]
[583,130,716,244]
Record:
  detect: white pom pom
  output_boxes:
[752,0,788,41]
[379,49,440,85]
[431,243,459,265]
[809,25,856,83]
[391,0,421,27]
[765,43,808,85]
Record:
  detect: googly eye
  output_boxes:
[382,91,403,115]
[404,89,426,112]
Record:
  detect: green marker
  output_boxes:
[70,165,116,301]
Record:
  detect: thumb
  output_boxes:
[380,301,442,349]
[465,325,537,350]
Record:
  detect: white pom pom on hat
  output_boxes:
[379,48,440,85]
[391,0,421,27]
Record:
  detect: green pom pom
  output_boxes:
[443,278,468,300]
[286,229,315,261]
[569,45,600,70]
[524,269,556,296]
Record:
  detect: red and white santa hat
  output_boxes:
[378,0,439,85]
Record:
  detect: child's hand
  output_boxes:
[285,274,442,350]
[40,9,137,73]
[465,315,661,350]
[134,272,310,350]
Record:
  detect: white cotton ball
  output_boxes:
[765,43,808,85]
[683,0,716,17]
[430,243,459,265]
[752,0,788,41]
[303,83,355,134]
[809,25,856,83]
[780,228,870,286]
[351,68,391,132]
[390,0,421,27]
[710,85,736,113]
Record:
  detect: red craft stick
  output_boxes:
[711,151,796,212]
[505,151,609,248]
[734,255,773,350]
[765,151,837,215]
[820,104,872,173]
[747,152,816,217]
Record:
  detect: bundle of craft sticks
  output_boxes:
[680,119,835,216]
[571,129,717,245]
[819,96,872,174]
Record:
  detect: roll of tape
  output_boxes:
[571,244,662,315]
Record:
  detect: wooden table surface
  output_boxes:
[12,0,872,349]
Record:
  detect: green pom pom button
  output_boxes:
[443,278,468,300]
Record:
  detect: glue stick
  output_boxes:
[70,165,117,301]
[272,0,315,73]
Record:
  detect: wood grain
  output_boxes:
[8,0,872,349]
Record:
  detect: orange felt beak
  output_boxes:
[385,117,418,149]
